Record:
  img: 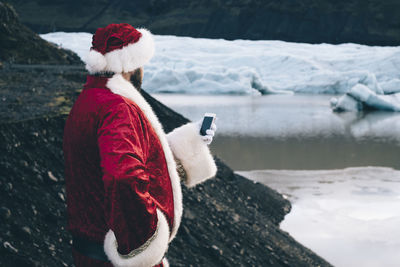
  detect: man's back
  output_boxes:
[63,75,176,255]
[63,77,128,241]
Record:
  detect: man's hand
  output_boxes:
[196,119,217,145]
[167,120,218,187]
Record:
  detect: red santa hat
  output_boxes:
[85,23,154,74]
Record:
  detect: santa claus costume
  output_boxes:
[63,23,217,267]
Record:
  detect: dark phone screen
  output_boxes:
[200,116,214,136]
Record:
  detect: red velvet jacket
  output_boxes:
[64,75,217,267]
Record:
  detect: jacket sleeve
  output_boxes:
[97,103,169,267]
[166,122,217,187]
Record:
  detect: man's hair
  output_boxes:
[92,68,143,90]
[130,68,143,90]
[92,72,115,78]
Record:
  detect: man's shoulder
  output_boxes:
[72,87,147,123]
[78,88,125,110]
[92,89,144,116]
[82,88,122,104]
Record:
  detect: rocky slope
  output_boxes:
[0,65,332,266]
[6,0,400,45]
[0,2,81,64]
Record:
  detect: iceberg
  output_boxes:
[331,84,400,112]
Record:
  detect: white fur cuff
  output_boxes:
[167,123,217,187]
[104,209,170,267]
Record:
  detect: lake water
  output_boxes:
[154,94,400,170]
[154,93,400,267]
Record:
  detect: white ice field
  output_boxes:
[41,32,400,110]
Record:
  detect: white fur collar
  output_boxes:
[106,74,183,242]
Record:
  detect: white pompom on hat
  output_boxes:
[85,23,155,74]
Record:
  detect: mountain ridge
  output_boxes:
[6,0,400,46]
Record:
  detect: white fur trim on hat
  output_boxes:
[85,49,107,74]
[85,28,155,74]
[104,209,169,267]
[167,123,218,187]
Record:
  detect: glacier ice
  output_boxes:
[41,32,400,105]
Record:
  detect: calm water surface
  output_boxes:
[154,94,400,170]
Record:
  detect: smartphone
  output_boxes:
[200,113,216,136]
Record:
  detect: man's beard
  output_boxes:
[130,68,143,90]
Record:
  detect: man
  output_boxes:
[63,23,217,267]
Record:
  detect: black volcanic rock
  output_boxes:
[5,0,400,46]
[0,2,82,64]
[0,64,85,121]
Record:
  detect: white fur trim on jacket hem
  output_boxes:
[106,74,183,242]
[162,258,169,267]
[104,209,169,267]
[167,123,217,187]
[85,28,155,74]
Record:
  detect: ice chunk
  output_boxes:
[330,94,363,112]
[380,79,400,94]
[332,84,400,112]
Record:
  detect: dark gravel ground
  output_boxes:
[0,66,333,266]
[0,64,85,122]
